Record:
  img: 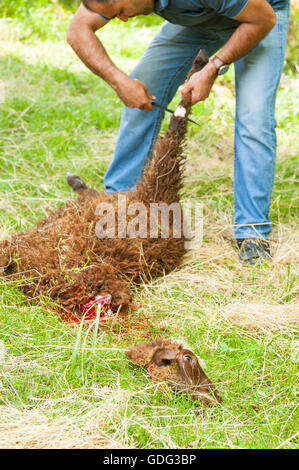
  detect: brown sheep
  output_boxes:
[0,50,209,313]
[127,336,222,405]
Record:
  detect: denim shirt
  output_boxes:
[98,0,289,27]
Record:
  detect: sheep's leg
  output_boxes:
[170,49,210,130]
[66,173,88,192]
[135,50,209,205]
[66,173,100,199]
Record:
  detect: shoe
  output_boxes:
[236,238,272,265]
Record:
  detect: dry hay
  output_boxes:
[220,302,299,333]
[0,404,126,449]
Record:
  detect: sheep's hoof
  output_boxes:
[66,173,88,192]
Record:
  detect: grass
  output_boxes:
[0,2,298,449]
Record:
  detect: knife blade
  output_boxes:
[151,101,200,127]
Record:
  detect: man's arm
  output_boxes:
[67,5,154,110]
[181,0,276,104]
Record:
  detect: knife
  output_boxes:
[151,101,200,127]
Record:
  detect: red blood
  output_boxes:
[64,294,114,325]
[146,363,155,376]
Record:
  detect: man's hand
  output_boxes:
[113,75,155,111]
[181,0,276,106]
[67,5,155,111]
[181,62,217,105]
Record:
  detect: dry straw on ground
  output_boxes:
[220,302,298,332]
[0,402,127,449]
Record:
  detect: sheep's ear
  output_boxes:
[152,348,177,367]
[126,342,157,366]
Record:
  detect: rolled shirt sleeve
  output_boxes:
[198,0,250,18]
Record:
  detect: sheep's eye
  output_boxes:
[162,359,171,366]
[184,355,192,361]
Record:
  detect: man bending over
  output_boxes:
[67,0,290,265]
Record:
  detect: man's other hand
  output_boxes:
[114,76,155,111]
[180,62,217,105]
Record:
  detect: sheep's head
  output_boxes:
[126,336,222,405]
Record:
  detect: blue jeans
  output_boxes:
[104,4,289,240]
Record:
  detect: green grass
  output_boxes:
[0,2,298,449]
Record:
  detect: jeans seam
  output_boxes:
[268,8,288,218]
